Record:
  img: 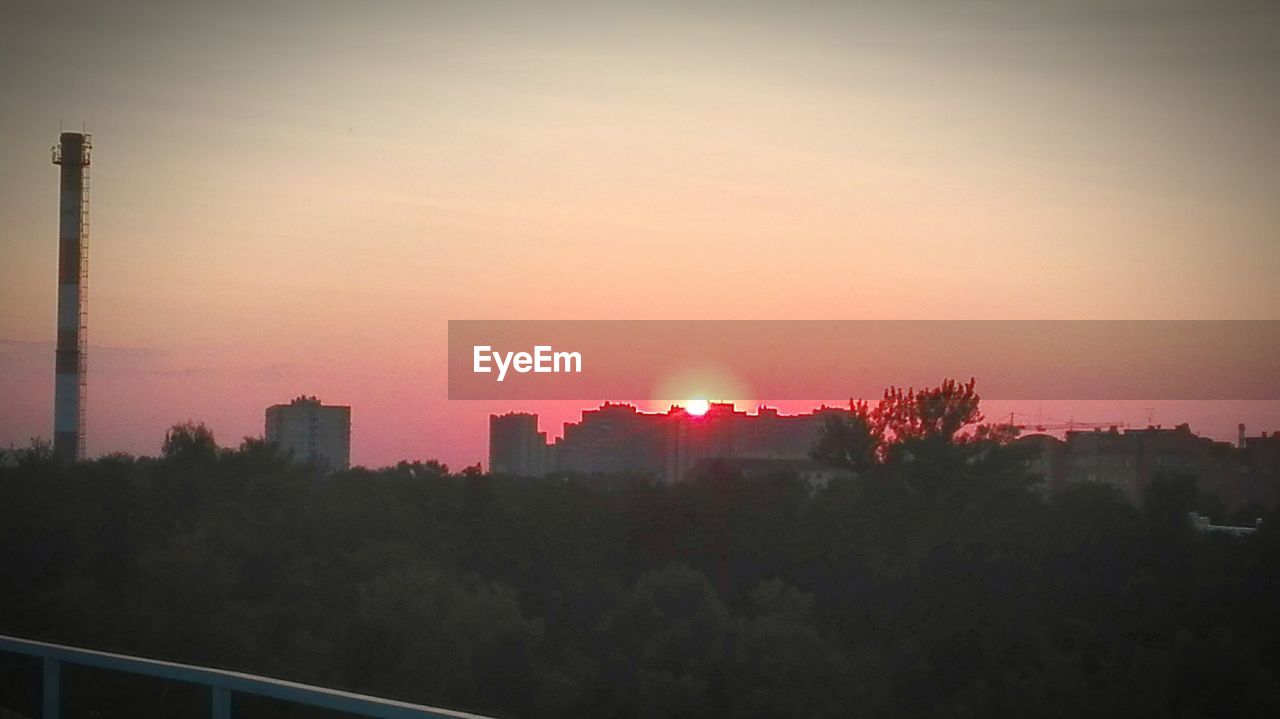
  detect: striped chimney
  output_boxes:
[52,132,90,462]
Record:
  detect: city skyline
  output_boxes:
[3,1,1280,467]
[489,400,1280,514]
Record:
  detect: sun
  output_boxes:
[684,399,711,416]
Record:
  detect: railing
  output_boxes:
[0,634,494,719]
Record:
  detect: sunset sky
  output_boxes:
[2,1,1279,468]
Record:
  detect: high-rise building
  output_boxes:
[489,412,551,476]
[1014,423,1280,511]
[490,403,846,482]
[52,132,91,462]
[265,396,351,471]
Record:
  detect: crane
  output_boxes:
[1001,412,1128,434]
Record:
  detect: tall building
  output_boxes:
[489,413,551,476]
[490,403,845,482]
[1015,423,1280,511]
[52,132,91,462]
[1241,430,1280,509]
[265,396,351,471]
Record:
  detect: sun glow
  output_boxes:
[684,399,711,416]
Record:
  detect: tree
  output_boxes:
[813,378,988,467]
[6,437,55,466]
[1144,473,1225,532]
[346,567,544,715]
[875,377,982,445]
[597,565,732,718]
[162,421,219,463]
[810,409,879,471]
[726,579,884,719]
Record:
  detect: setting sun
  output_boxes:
[684,399,710,416]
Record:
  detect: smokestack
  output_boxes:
[52,132,90,462]
[1238,423,1246,449]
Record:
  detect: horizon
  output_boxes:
[4,386,1277,469]
[3,1,1280,467]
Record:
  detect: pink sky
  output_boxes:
[2,2,1278,468]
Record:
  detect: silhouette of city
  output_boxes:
[493,401,1280,514]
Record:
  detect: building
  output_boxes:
[1241,430,1280,509]
[493,404,1280,504]
[265,396,351,471]
[1011,433,1066,496]
[489,403,846,482]
[489,413,551,476]
[1015,424,1280,512]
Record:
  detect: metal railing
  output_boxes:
[0,634,494,719]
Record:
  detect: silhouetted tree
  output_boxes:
[876,377,982,445]
[3,437,55,467]
[1144,473,1200,531]
[597,564,731,718]
[814,379,1008,468]
[161,421,219,463]
[810,410,879,471]
[3,410,1279,719]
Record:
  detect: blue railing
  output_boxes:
[0,634,495,719]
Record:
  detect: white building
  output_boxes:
[265,396,351,471]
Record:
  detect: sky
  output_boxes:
[2,0,1279,468]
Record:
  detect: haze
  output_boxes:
[2,1,1278,467]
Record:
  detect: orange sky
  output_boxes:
[2,1,1279,467]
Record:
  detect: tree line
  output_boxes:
[2,382,1278,718]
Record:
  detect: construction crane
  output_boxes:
[1001,412,1128,434]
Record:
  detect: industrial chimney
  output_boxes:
[52,132,90,461]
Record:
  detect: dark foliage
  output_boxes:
[2,411,1279,718]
